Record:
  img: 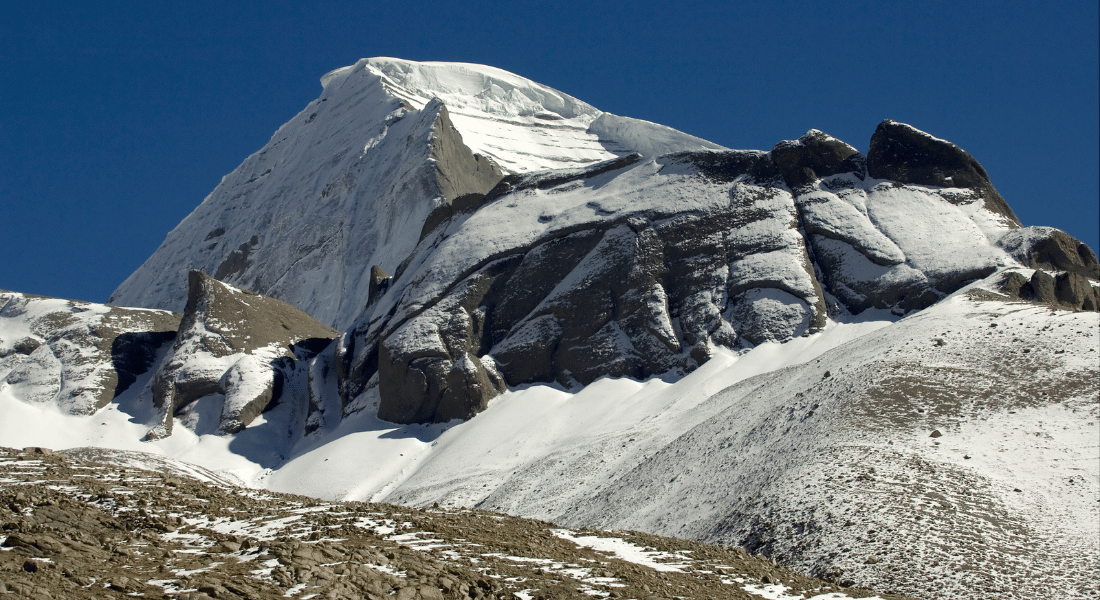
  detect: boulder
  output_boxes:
[1000,269,1098,312]
[998,227,1100,280]
[1025,270,1058,305]
[1054,272,1097,311]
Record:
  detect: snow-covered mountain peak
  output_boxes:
[320,57,727,173]
[6,56,1100,600]
[363,57,600,120]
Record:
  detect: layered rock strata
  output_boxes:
[337,121,1080,425]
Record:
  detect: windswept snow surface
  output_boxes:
[264,312,893,503]
[357,58,727,172]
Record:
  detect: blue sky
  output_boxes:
[2,0,1097,302]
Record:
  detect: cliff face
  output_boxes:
[339,121,1095,425]
[146,271,337,439]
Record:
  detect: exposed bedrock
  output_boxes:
[0,291,180,415]
[866,119,1021,225]
[997,226,1100,280]
[334,122,1048,426]
[771,129,865,192]
[348,164,841,424]
[147,271,337,439]
[1000,269,1100,312]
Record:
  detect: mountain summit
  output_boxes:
[3,58,1098,600]
[109,58,725,330]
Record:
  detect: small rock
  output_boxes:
[930,430,943,438]
[108,576,134,592]
[219,540,241,553]
[419,585,445,600]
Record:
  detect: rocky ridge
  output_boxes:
[338,122,1099,425]
[0,291,179,415]
[146,271,337,439]
[0,446,914,600]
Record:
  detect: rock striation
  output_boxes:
[337,120,1087,425]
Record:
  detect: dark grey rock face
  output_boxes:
[772,130,865,192]
[998,227,1100,280]
[376,265,513,424]
[867,119,1021,225]
[1054,272,1097,310]
[148,271,337,438]
[338,121,1069,426]
[999,267,1099,312]
[429,101,503,206]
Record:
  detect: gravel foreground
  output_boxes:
[0,446,918,600]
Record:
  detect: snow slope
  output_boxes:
[109,58,726,329]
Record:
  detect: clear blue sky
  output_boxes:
[2,0,1097,302]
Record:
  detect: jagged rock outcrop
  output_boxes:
[771,129,865,192]
[337,120,1054,424]
[147,271,337,438]
[0,291,179,414]
[1000,269,1100,311]
[995,227,1100,311]
[867,119,1021,225]
[997,226,1100,279]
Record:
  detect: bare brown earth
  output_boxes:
[0,446,918,600]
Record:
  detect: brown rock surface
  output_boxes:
[0,446,918,600]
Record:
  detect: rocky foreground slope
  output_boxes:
[0,446,912,600]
